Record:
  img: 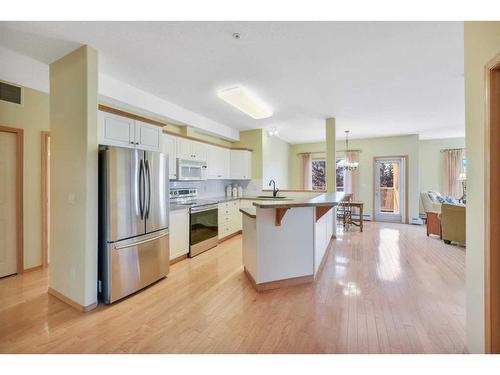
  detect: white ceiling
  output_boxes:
[0,21,465,143]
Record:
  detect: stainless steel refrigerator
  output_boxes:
[99,146,169,304]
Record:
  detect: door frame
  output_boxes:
[372,155,409,224]
[41,131,50,268]
[0,125,24,274]
[485,52,500,353]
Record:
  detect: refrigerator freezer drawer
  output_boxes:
[103,229,169,304]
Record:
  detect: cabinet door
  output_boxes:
[207,144,221,179]
[161,134,177,180]
[99,111,135,148]
[230,150,252,179]
[135,121,161,152]
[176,137,193,160]
[221,148,230,179]
[169,209,190,260]
[241,151,252,179]
[192,141,207,162]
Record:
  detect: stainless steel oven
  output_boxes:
[189,203,218,257]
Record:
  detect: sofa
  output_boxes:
[440,203,466,245]
[420,191,443,214]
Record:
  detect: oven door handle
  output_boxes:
[190,205,218,213]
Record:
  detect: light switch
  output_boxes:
[68,192,76,204]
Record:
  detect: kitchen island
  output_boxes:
[239,192,345,291]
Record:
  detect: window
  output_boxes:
[309,158,346,191]
[311,159,326,191]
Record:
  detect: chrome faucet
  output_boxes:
[269,179,279,197]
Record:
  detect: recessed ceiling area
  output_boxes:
[0,21,465,143]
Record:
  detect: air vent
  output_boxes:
[0,82,22,105]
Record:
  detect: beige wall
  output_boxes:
[464,21,500,353]
[262,132,289,188]
[0,82,50,269]
[49,46,98,308]
[418,137,466,213]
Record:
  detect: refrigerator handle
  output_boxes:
[139,159,145,219]
[145,159,151,219]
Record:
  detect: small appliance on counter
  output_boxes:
[226,184,232,197]
[170,188,218,257]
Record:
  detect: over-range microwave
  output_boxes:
[177,158,207,180]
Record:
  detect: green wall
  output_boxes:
[0,82,50,269]
[287,134,421,221]
[464,21,500,353]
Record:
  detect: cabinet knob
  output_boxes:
[135,142,139,145]
[130,141,134,144]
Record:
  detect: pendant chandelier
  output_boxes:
[337,130,359,171]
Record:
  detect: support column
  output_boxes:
[49,46,98,311]
[325,118,336,193]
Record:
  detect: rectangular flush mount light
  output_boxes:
[217,86,272,119]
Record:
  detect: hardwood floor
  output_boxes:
[0,222,465,353]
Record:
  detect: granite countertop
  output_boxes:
[170,194,288,212]
[251,192,346,209]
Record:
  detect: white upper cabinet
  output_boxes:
[134,121,161,151]
[99,111,135,148]
[207,145,230,179]
[230,150,252,180]
[99,111,161,152]
[161,133,177,180]
[176,137,207,162]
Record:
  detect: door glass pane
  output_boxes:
[378,161,400,215]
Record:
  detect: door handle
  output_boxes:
[115,231,168,250]
[145,159,151,219]
[139,159,145,219]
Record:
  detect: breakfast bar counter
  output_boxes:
[239,192,345,291]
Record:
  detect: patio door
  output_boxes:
[374,157,406,223]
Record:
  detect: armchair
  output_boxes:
[440,203,466,245]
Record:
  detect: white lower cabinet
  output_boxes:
[169,209,190,260]
[218,200,242,240]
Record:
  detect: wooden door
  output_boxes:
[0,130,18,277]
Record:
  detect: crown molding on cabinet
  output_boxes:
[98,104,252,152]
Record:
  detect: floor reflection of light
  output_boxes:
[337,280,361,296]
[335,256,349,265]
[377,228,401,281]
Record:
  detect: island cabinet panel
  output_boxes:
[256,207,314,284]
[242,214,257,278]
[314,208,334,274]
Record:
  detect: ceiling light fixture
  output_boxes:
[217,86,272,119]
[267,127,279,137]
[337,130,359,171]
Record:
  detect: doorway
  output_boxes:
[374,157,407,223]
[0,125,23,278]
